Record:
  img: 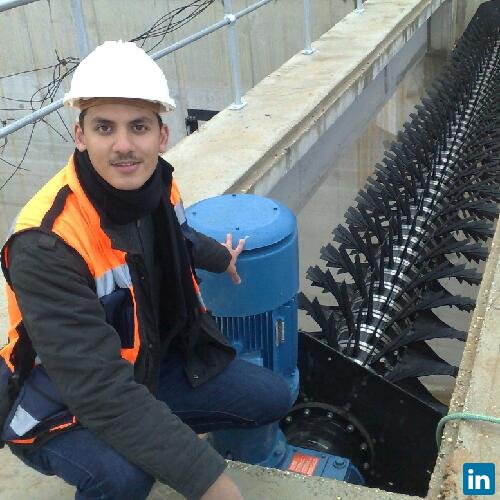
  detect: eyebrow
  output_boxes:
[130,117,154,125]
[90,116,154,125]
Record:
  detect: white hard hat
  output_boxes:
[63,41,176,113]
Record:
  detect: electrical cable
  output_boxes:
[0,0,216,190]
[436,412,500,448]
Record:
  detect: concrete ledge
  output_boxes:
[166,0,447,208]
[0,446,417,500]
[222,462,417,500]
[427,221,500,499]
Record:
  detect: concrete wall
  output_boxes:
[0,0,354,146]
[0,0,354,239]
[427,220,500,499]
[0,0,486,239]
[428,0,489,56]
[165,0,449,209]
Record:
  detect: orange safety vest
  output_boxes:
[0,154,204,445]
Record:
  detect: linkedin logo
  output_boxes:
[463,463,495,495]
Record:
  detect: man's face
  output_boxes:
[74,101,169,190]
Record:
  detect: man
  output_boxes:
[0,41,292,499]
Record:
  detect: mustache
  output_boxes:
[110,155,141,164]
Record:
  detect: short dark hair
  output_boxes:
[78,110,163,131]
[78,109,86,130]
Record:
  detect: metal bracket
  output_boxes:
[275,319,285,346]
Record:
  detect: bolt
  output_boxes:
[304,409,311,416]
[327,412,333,419]
[360,443,368,451]
[363,462,370,470]
[285,416,293,424]
[347,424,354,433]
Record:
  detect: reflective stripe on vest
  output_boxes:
[95,264,132,298]
[10,405,39,436]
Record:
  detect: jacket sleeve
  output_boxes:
[7,231,226,499]
[181,223,231,273]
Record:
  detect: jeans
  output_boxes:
[14,350,292,499]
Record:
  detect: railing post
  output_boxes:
[223,0,246,110]
[356,0,364,13]
[70,0,90,59]
[301,0,314,55]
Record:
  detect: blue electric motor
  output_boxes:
[186,194,363,484]
[187,194,299,397]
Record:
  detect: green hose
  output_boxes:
[436,412,500,448]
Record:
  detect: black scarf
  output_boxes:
[74,150,200,344]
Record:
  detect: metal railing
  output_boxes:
[0,0,363,140]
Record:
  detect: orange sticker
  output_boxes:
[287,452,320,476]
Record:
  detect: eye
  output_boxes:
[132,123,149,133]
[95,124,112,134]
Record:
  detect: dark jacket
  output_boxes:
[5,208,235,499]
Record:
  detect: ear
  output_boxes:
[74,122,87,152]
[159,124,169,154]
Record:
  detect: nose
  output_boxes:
[112,128,134,155]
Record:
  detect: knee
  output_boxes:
[243,366,293,425]
[221,359,294,427]
[109,468,154,499]
[81,456,154,500]
[260,370,294,423]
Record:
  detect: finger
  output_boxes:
[226,263,241,284]
[231,269,241,284]
[226,233,233,248]
[234,238,245,255]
